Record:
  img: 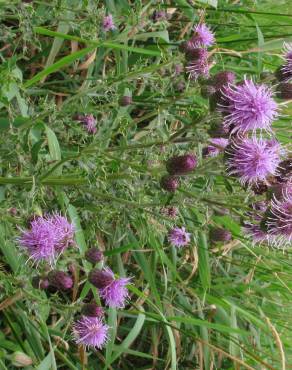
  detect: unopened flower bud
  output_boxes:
[48,271,73,291]
[166,154,197,175]
[210,227,232,243]
[85,248,103,264]
[81,303,104,317]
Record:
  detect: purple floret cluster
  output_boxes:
[19,213,74,264]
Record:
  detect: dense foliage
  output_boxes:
[0,1,292,369]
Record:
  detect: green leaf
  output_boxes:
[107,307,146,365]
[197,231,211,290]
[45,125,62,175]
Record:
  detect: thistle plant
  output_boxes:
[0,2,291,369]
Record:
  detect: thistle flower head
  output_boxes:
[73,316,109,349]
[186,56,210,81]
[202,138,229,158]
[191,24,215,48]
[89,268,131,308]
[168,227,191,247]
[76,114,97,134]
[220,79,278,134]
[103,14,116,32]
[18,213,74,263]
[266,193,292,246]
[243,222,270,244]
[226,137,282,185]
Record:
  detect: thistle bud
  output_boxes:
[160,175,179,192]
[166,154,197,175]
[119,96,132,106]
[89,269,114,289]
[81,303,104,317]
[212,71,235,90]
[210,227,232,243]
[85,248,103,264]
[10,352,33,367]
[48,271,73,291]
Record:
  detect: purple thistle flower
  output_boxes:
[191,24,215,48]
[18,213,74,263]
[266,192,292,245]
[76,114,97,134]
[50,214,75,253]
[73,316,109,349]
[186,58,210,81]
[89,268,131,308]
[168,227,191,247]
[220,79,278,134]
[203,138,229,158]
[226,137,282,185]
[102,14,116,32]
[243,222,270,244]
